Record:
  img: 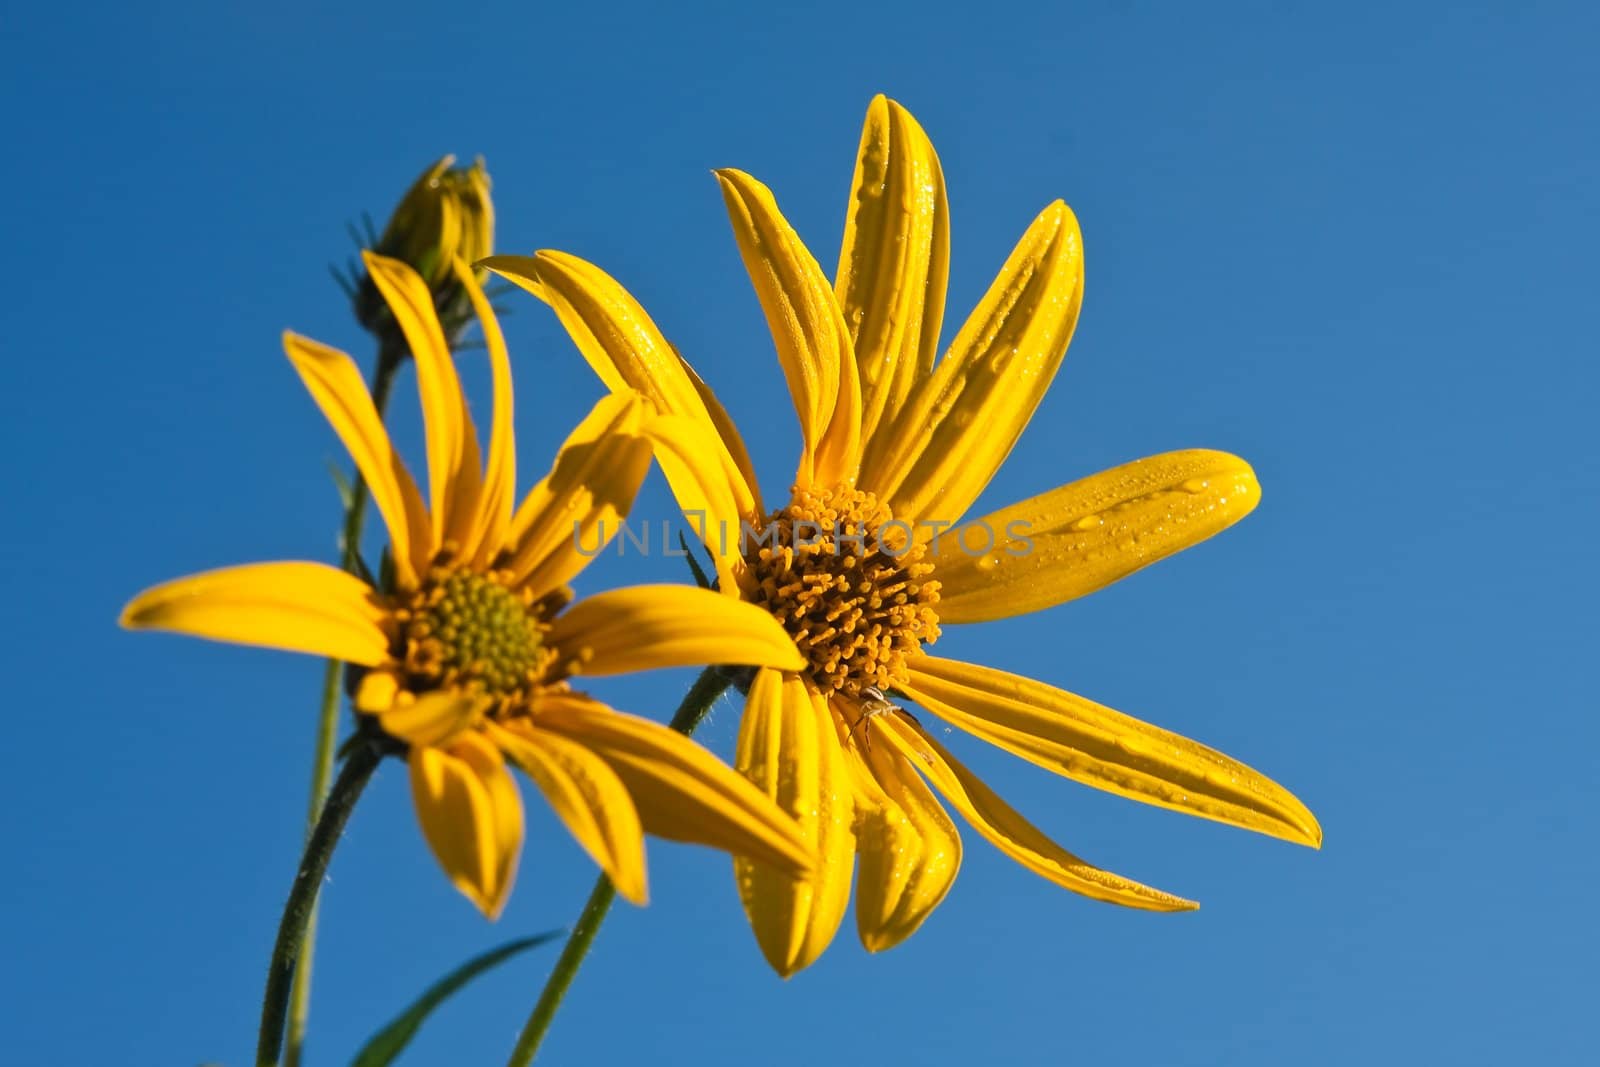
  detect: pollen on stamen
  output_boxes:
[396,561,554,702]
[741,485,940,697]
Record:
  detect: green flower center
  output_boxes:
[741,485,941,697]
[401,566,549,699]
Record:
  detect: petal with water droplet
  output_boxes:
[931,450,1260,622]
[901,656,1322,848]
[733,671,855,976]
[877,712,1198,910]
[836,96,949,464]
[861,201,1083,526]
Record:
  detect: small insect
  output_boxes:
[847,686,904,751]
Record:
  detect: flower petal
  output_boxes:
[409,733,524,918]
[877,713,1198,911]
[120,561,390,666]
[732,670,855,975]
[489,720,648,905]
[931,450,1261,623]
[452,257,516,566]
[682,354,763,519]
[902,656,1322,847]
[643,413,748,591]
[352,666,403,714]
[534,690,813,879]
[846,702,961,952]
[379,690,489,749]
[457,734,525,919]
[283,332,432,588]
[548,585,805,677]
[837,95,949,466]
[363,250,482,548]
[483,251,760,519]
[715,169,862,489]
[482,252,697,419]
[863,202,1084,528]
[502,393,652,598]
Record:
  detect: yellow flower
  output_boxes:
[122,251,812,918]
[358,155,495,331]
[484,95,1321,974]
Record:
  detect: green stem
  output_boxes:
[504,668,732,1067]
[257,739,383,1067]
[282,337,404,1067]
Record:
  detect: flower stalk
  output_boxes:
[257,735,387,1067]
[505,667,732,1067]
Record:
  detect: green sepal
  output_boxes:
[679,531,715,590]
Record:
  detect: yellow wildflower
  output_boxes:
[123,252,811,917]
[485,96,1319,973]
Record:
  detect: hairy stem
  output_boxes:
[257,739,383,1067]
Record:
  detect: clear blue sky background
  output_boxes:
[5,2,1596,1064]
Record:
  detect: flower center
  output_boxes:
[741,485,941,697]
[399,564,551,700]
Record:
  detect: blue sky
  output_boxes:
[5,2,1597,1064]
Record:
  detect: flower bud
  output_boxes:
[356,155,494,335]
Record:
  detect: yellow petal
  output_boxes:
[353,667,402,714]
[363,250,482,548]
[548,585,805,677]
[283,332,432,588]
[877,713,1197,911]
[120,561,390,666]
[733,670,855,976]
[486,254,761,511]
[932,450,1262,623]
[483,251,760,520]
[681,354,763,520]
[534,691,813,878]
[846,704,961,952]
[434,192,463,281]
[902,656,1322,847]
[502,393,652,598]
[458,157,495,267]
[379,690,488,749]
[644,413,748,591]
[452,257,516,566]
[837,95,949,465]
[409,746,493,910]
[715,169,862,488]
[483,252,700,420]
[455,733,525,919]
[409,733,524,919]
[489,720,648,905]
[863,202,1084,527]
